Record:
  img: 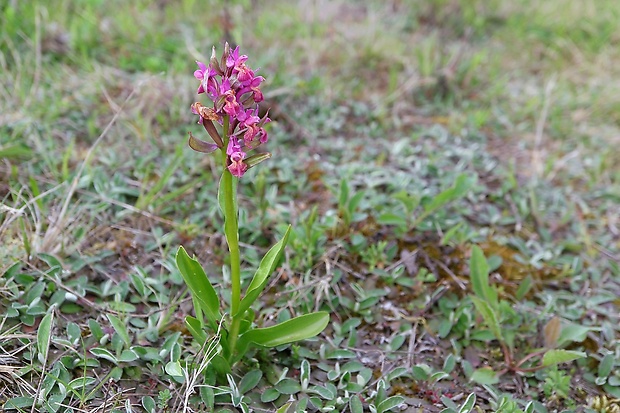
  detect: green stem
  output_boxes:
[220,116,242,358]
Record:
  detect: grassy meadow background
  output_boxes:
[1,0,619,411]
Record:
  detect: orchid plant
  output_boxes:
[176,43,329,372]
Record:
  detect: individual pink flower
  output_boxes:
[194,61,218,97]
[235,108,267,147]
[217,79,241,117]
[226,46,248,70]
[237,108,260,126]
[226,136,242,156]
[228,151,248,178]
[226,137,247,177]
[238,75,265,102]
[235,63,255,84]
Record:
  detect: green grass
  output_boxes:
[1,0,619,411]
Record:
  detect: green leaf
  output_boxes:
[90,347,118,363]
[200,386,215,410]
[235,226,291,317]
[469,245,488,299]
[603,383,620,398]
[441,397,459,411]
[470,367,499,385]
[458,393,476,413]
[430,371,450,383]
[598,353,615,378]
[469,246,496,306]
[297,398,308,412]
[310,385,336,400]
[107,314,131,348]
[338,179,349,209]
[118,349,138,362]
[348,190,365,216]
[165,361,184,377]
[209,354,232,375]
[67,322,81,344]
[377,395,405,413]
[515,275,533,300]
[394,190,419,213]
[276,402,293,413]
[443,354,456,373]
[411,365,430,380]
[377,212,408,227]
[275,378,302,395]
[236,312,329,355]
[176,246,221,329]
[68,376,97,391]
[4,397,35,409]
[470,295,503,342]
[387,367,408,382]
[422,174,474,213]
[184,316,207,345]
[142,396,156,413]
[0,143,33,159]
[542,349,586,367]
[261,388,280,403]
[37,311,53,364]
[239,369,262,394]
[350,395,364,413]
[88,319,105,340]
[556,323,592,347]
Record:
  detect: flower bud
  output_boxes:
[209,46,223,75]
[243,152,272,169]
[221,42,231,73]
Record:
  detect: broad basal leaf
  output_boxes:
[235,226,291,317]
[176,247,221,328]
[236,312,329,356]
[184,316,207,346]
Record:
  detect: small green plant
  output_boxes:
[467,245,586,382]
[542,367,571,401]
[377,173,475,233]
[336,178,366,229]
[439,392,476,413]
[584,351,620,398]
[175,44,328,374]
